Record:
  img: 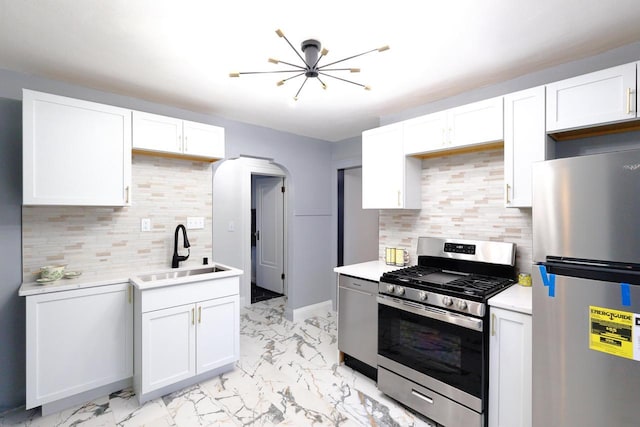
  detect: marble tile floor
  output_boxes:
[0,297,437,427]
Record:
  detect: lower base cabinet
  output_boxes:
[488,306,532,427]
[134,277,240,403]
[25,283,133,410]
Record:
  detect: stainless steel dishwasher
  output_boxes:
[338,274,378,380]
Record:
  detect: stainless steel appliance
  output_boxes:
[532,149,640,427]
[378,237,516,427]
[338,274,378,380]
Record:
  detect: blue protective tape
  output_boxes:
[538,265,556,297]
[620,283,632,307]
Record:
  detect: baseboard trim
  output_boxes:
[291,300,333,323]
[40,377,132,416]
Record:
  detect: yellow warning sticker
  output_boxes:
[589,306,634,359]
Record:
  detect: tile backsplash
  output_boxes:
[379,148,533,273]
[22,155,213,280]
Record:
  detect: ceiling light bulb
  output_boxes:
[277,80,284,86]
[268,58,279,64]
[378,45,390,52]
[293,96,298,101]
[322,83,327,90]
[321,48,329,56]
[364,85,372,91]
[229,72,240,78]
[350,68,360,73]
[276,29,284,37]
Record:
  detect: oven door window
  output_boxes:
[378,303,483,398]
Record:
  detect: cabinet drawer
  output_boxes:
[378,367,482,427]
[140,277,238,313]
[338,275,378,294]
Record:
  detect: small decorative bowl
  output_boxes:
[40,265,66,281]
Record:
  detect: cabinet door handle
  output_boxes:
[198,306,202,323]
[627,88,633,114]
[505,183,510,205]
[491,313,496,336]
[192,308,195,325]
[125,186,130,204]
[397,190,401,207]
[184,136,188,152]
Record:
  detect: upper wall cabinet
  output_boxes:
[132,111,225,161]
[404,97,504,156]
[23,89,132,206]
[546,62,637,133]
[504,86,548,208]
[362,123,421,209]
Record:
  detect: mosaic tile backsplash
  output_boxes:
[22,155,213,279]
[379,149,533,273]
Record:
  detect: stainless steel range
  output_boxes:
[377,237,516,427]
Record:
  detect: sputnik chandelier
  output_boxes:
[229,29,389,101]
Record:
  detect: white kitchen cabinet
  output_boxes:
[403,97,503,155]
[132,111,225,160]
[26,283,133,410]
[23,89,132,206]
[134,276,240,403]
[403,111,448,154]
[489,306,532,427]
[362,123,421,209]
[504,86,547,208]
[196,295,240,372]
[546,62,637,132]
[141,303,196,393]
[448,96,503,148]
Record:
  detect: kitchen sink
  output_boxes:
[136,265,229,282]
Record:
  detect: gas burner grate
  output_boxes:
[445,275,514,296]
[383,266,441,282]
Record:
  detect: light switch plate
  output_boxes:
[141,218,151,232]
[187,217,205,230]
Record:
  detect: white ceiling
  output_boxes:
[2,1,640,142]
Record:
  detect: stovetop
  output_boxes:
[381,265,514,300]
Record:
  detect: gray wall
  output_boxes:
[0,67,334,409]
[0,98,23,412]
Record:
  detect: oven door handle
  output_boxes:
[377,295,483,331]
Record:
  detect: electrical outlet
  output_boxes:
[141,218,151,232]
[187,216,205,230]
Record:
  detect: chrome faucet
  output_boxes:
[172,224,191,268]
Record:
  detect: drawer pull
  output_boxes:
[192,308,195,325]
[411,389,434,404]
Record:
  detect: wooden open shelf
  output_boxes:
[549,120,640,141]
[132,149,222,163]
[409,141,504,159]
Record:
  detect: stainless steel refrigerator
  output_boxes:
[532,149,640,427]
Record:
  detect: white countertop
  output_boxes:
[333,260,403,282]
[488,284,532,315]
[19,262,243,297]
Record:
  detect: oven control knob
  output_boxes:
[456,300,468,311]
[418,291,428,301]
[442,296,453,307]
[395,286,405,296]
[386,284,396,294]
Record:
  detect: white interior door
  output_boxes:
[255,176,284,294]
